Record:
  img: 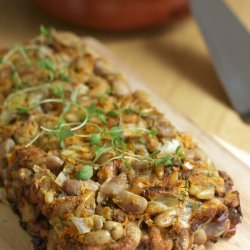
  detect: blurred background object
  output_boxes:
[34,0,188,31]
[191,0,250,122]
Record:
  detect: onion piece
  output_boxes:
[161,139,181,155]
[55,171,69,187]
[183,162,195,170]
[71,217,91,234]
[82,180,100,191]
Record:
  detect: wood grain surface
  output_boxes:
[0,0,249,152]
[0,37,249,250]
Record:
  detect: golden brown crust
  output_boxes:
[0,28,242,250]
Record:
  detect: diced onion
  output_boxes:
[161,139,181,154]
[71,217,91,234]
[183,162,194,170]
[55,171,69,187]
[82,180,100,191]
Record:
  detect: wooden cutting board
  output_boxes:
[0,37,249,250]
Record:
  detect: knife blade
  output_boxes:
[190,0,250,122]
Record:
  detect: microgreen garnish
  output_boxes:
[40,25,51,37]
[94,146,109,161]
[90,133,101,145]
[56,126,73,148]
[56,126,73,139]
[15,98,62,116]
[106,109,119,117]
[87,102,107,123]
[76,165,93,180]
[151,150,161,157]
[14,44,31,66]
[155,155,174,166]
[0,45,29,69]
[87,101,95,115]
[108,125,123,138]
[37,58,55,81]
[2,27,188,175]
[16,106,30,115]
[149,129,158,136]
[95,108,106,123]
[50,85,64,98]
[176,146,185,159]
[123,108,135,114]
[59,71,69,81]
[12,71,23,89]
[105,89,112,95]
[42,58,54,71]
[175,146,185,164]
[111,136,124,148]
[25,131,44,148]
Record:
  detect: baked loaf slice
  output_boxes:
[0,28,242,250]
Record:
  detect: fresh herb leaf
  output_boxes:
[175,146,185,165]
[30,101,39,109]
[155,155,173,166]
[95,109,106,123]
[151,150,161,157]
[45,58,54,71]
[112,136,123,148]
[56,126,73,140]
[59,71,69,81]
[121,141,127,152]
[98,113,106,123]
[90,133,101,145]
[76,165,93,180]
[37,59,55,81]
[87,102,95,115]
[149,130,158,136]
[12,71,23,89]
[105,89,112,95]
[40,25,50,37]
[51,85,64,98]
[175,146,185,159]
[94,146,107,161]
[16,106,29,115]
[108,125,123,138]
[37,58,55,76]
[107,109,119,117]
[123,108,135,114]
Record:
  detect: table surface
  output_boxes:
[0,0,249,152]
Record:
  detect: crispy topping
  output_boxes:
[0,27,241,250]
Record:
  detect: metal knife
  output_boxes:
[190,0,250,122]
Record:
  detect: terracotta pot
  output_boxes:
[34,0,189,31]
